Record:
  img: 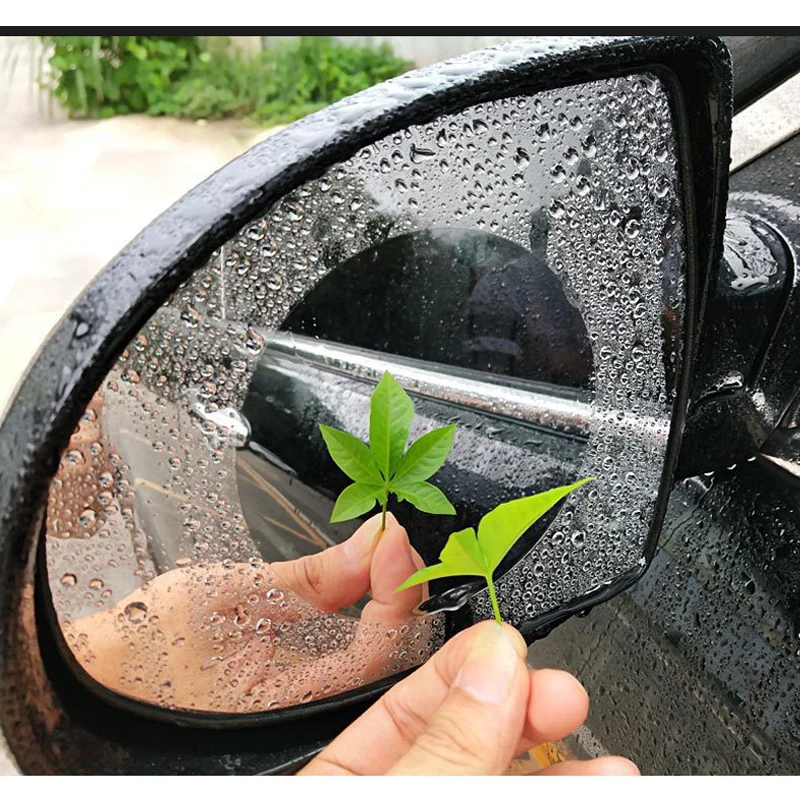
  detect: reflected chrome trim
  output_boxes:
[761,453,800,479]
[264,332,594,438]
[731,72,800,172]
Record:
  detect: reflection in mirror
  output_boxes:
[45,71,685,716]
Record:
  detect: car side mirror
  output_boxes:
[0,36,731,774]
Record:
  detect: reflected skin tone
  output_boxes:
[70,513,433,711]
[57,389,438,710]
[69,511,639,776]
[58,389,435,709]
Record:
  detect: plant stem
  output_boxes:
[486,575,503,625]
[380,497,388,534]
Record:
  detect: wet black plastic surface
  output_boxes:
[681,133,800,474]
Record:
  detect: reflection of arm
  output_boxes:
[47,388,110,538]
[66,514,432,713]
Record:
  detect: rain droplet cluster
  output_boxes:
[46,71,683,712]
[57,558,441,712]
[471,74,685,624]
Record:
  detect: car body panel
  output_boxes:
[530,130,800,774]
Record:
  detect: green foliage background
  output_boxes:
[38,35,411,125]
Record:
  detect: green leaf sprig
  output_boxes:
[320,371,456,532]
[395,477,595,624]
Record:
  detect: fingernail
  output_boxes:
[454,624,521,706]
[343,517,381,563]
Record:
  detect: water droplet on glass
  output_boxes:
[550,163,567,183]
[571,531,586,548]
[124,601,148,624]
[624,218,642,239]
[64,449,85,465]
[654,176,670,198]
[265,588,284,603]
[410,144,435,163]
[180,306,201,328]
[244,328,265,354]
[535,122,550,142]
[255,618,272,635]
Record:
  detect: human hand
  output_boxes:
[300,619,640,776]
[68,512,436,711]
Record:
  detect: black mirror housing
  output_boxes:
[0,36,731,774]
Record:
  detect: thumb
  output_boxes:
[389,621,530,775]
[269,513,382,611]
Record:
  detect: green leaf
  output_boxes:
[392,424,456,483]
[369,372,414,478]
[477,477,595,571]
[439,526,487,573]
[320,371,457,527]
[374,486,389,505]
[393,479,456,515]
[329,482,381,523]
[38,35,410,127]
[394,561,473,593]
[395,528,486,591]
[319,424,383,485]
[126,42,148,61]
[393,478,596,626]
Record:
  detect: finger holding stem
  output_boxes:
[486,575,503,626]
[380,497,388,534]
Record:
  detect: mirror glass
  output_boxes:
[45,71,686,716]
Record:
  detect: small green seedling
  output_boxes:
[395,477,595,624]
[320,371,456,533]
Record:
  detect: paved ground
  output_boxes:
[730,71,800,169]
[0,38,278,416]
